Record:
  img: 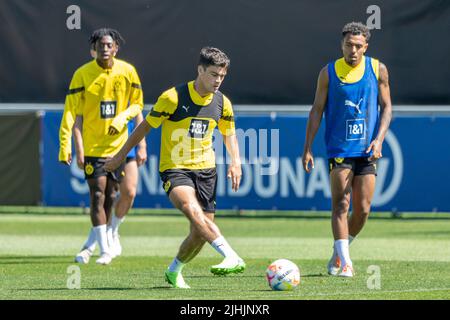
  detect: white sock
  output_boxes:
[168,257,185,273]
[333,235,355,258]
[93,225,110,255]
[349,235,355,245]
[106,226,114,248]
[111,214,125,235]
[211,236,239,259]
[335,239,352,267]
[83,228,97,252]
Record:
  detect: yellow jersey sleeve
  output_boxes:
[109,66,144,132]
[145,87,178,128]
[59,70,85,161]
[218,95,235,136]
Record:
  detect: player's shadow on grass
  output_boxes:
[302,273,327,278]
[0,256,70,265]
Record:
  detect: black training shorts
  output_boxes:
[84,156,126,182]
[328,157,377,176]
[160,168,217,213]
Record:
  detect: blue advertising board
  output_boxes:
[42,111,450,212]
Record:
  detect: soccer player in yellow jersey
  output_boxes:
[105,47,245,288]
[60,43,147,263]
[302,22,392,277]
[60,28,144,265]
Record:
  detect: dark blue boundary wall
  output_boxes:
[42,112,450,212]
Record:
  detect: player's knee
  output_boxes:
[107,190,118,204]
[91,190,105,207]
[357,207,371,219]
[334,199,350,215]
[181,201,205,224]
[122,187,137,201]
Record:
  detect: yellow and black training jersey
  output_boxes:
[59,58,143,160]
[146,81,235,172]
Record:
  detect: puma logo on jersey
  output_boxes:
[181,105,190,112]
[345,98,363,114]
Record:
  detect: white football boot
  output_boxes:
[327,252,341,276]
[74,248,93,264]
[338,264,354,277]
[96,252,112,265]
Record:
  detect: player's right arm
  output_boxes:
[73,115,84,170]
[302,66,328,173]
[104,88,177,172]
[104,120,152,171]
[59,70,84,165]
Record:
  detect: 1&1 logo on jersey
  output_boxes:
[346,119,365,141]
[188,119,209,139]
[100,101,117,119]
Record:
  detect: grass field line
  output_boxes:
[1,235,449,262]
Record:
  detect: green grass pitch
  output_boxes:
[1,212,450,300]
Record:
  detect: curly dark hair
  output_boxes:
[89,28,125,47]
[198,47,230,68]
[342,22,371,42]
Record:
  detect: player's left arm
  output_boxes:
[108,67,144,135]
[223,134,242,192]
[366,62,392,160]
[219,96,241,192]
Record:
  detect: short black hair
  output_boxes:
[89,28,125,47]
[342,22,371,42]
[198,47,230,68]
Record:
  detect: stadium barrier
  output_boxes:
[28,105,448,212]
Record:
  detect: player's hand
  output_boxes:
[227,163,242,192]
[136,146,147,167]
[366,139,382,161]
[108,125,119,136]
[60,153,72,166]
[104,156,122,172]
[302,150,315,173]
[76,154,84,170]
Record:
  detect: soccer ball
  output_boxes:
[266,259,300,291]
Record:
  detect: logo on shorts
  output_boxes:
[163,180,171,192]
[334,157,345,164]
[85,163,94,175]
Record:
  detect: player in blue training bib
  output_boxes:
[302,22,392,278]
